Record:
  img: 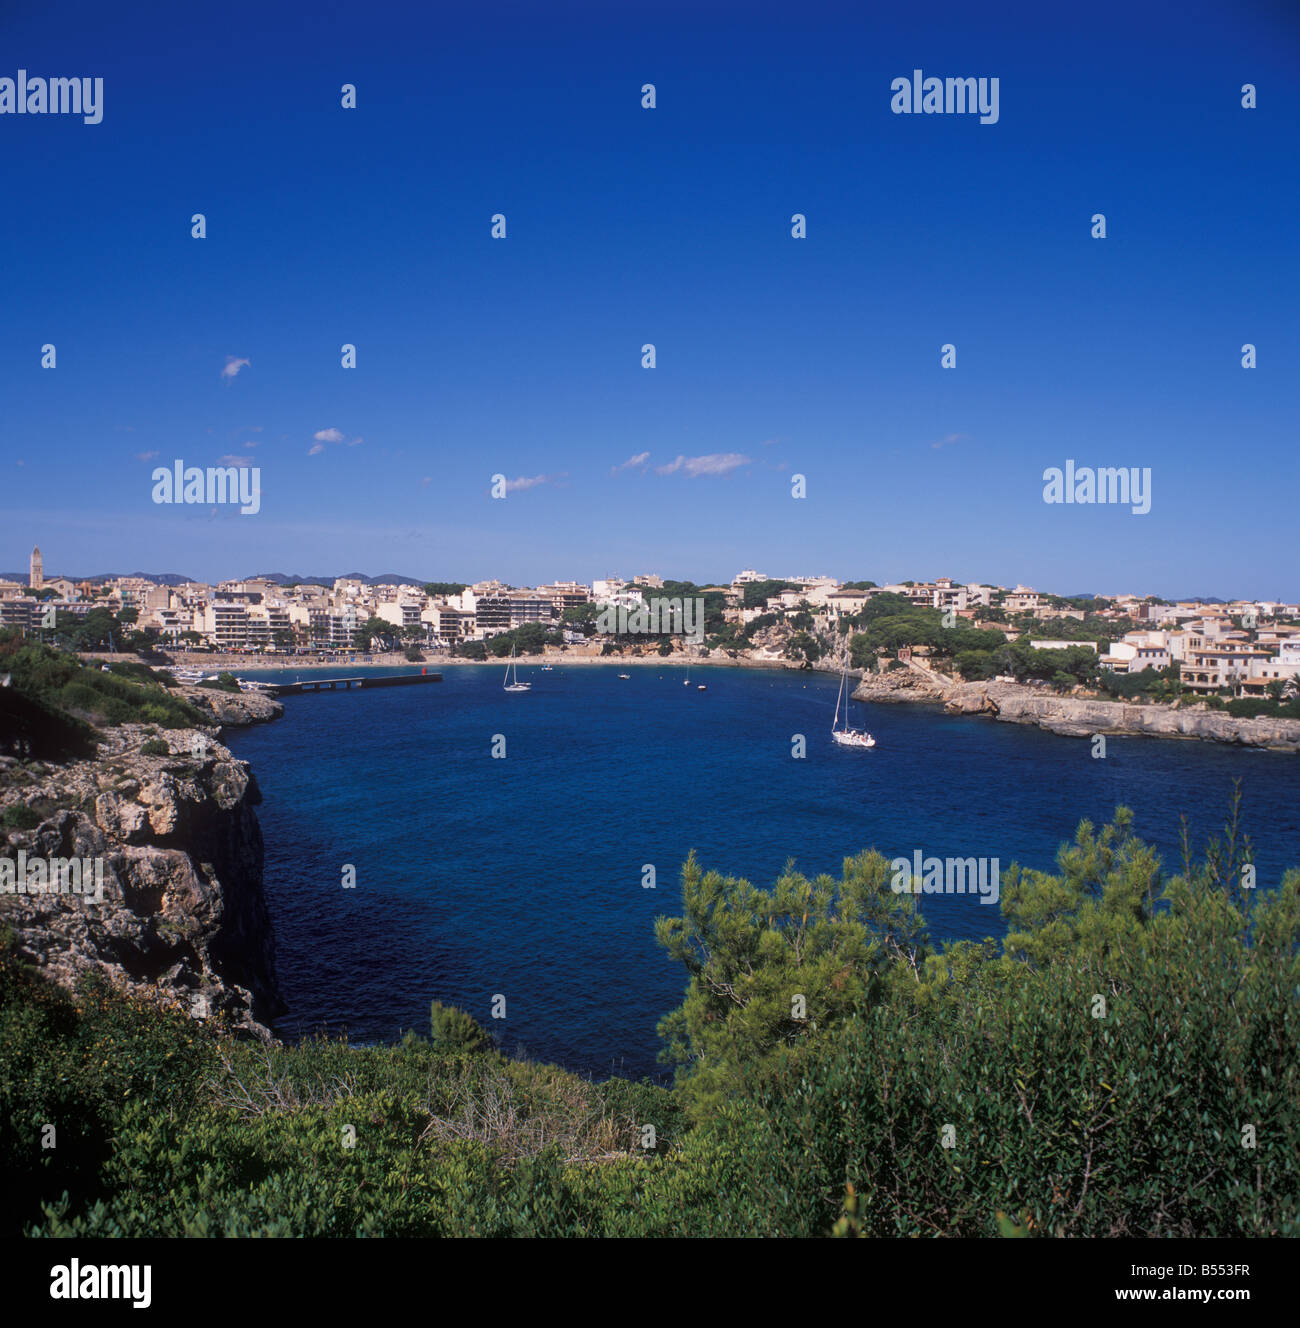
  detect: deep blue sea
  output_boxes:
[225,663,1300,1081]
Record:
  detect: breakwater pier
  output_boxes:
[264,672,442,697]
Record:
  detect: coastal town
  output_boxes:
[3,548,1298,706]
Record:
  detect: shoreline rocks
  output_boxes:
[853,670,1300,752]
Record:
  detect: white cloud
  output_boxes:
[308,443,325,456]
[611,451,651,475]
[655,452,751,477]
[134,450,160,462]
[931,432,970,450]
[221,356,251,380]
[217,454,254,468]
[313,427,345,444]
[503,473,557,493]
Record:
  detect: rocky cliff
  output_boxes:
[853,669,1300,752]
[0,703,285,1037]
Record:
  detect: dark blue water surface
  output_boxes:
[225,664,1300,1080]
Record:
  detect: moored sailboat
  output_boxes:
[832,656,875,748]
[503,646,531,692]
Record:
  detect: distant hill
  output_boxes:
[249,572,427,587]
[0,571,195,586]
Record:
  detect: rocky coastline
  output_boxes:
[0,686,285,1037]
[852,667,1300,753]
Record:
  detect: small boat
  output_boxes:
[832,656,876,749]
[503,646,531,692]
[697,684,707,690]
[618,673,630,679]
[542,664,553,672]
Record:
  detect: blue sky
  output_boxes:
[1,0,1296,595]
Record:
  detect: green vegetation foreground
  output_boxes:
[2,799,1295,1237]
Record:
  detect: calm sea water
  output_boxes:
[225,663,1300,1081]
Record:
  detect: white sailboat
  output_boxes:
[832,657,875,748]
[503,645,531,692]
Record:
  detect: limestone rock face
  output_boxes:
[177,684,282,727]
[851,668,950,704]
[0,725,284,1038]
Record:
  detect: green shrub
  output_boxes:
[4,796,1294,1240]
[198,672,240,693]
[640,798,1299,1237]
[1,803,43,830]
[0,947,214,1237]
[429,1001,494,1055]
[0,638,203,731]
[1227,697,1300,720]
[655,848,927,1120]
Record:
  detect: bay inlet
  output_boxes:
[225,663,1300,1081]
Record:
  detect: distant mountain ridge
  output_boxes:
[249,571,427,587]
[0,571,195,586]
[0,570,429,588]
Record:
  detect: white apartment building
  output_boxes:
[962,583,996,608]
[1003,587,1041,613]
[1031,639,1099,654]
[376,598,426,632]
[591,581,644,611]
[537,581,591,611]
[1181,644,1272,694]
[309,604,360,648]
[466,591,557,636]
[1098,632,1171,673]
[826,589,870,618]
[199,595,294,649]
[203,599,250,649]
[794,583,839,607]
[421,603,475,644]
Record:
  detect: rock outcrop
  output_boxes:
[850,667,949,704]
[0,720,284,1037]
[175,683,283,727]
